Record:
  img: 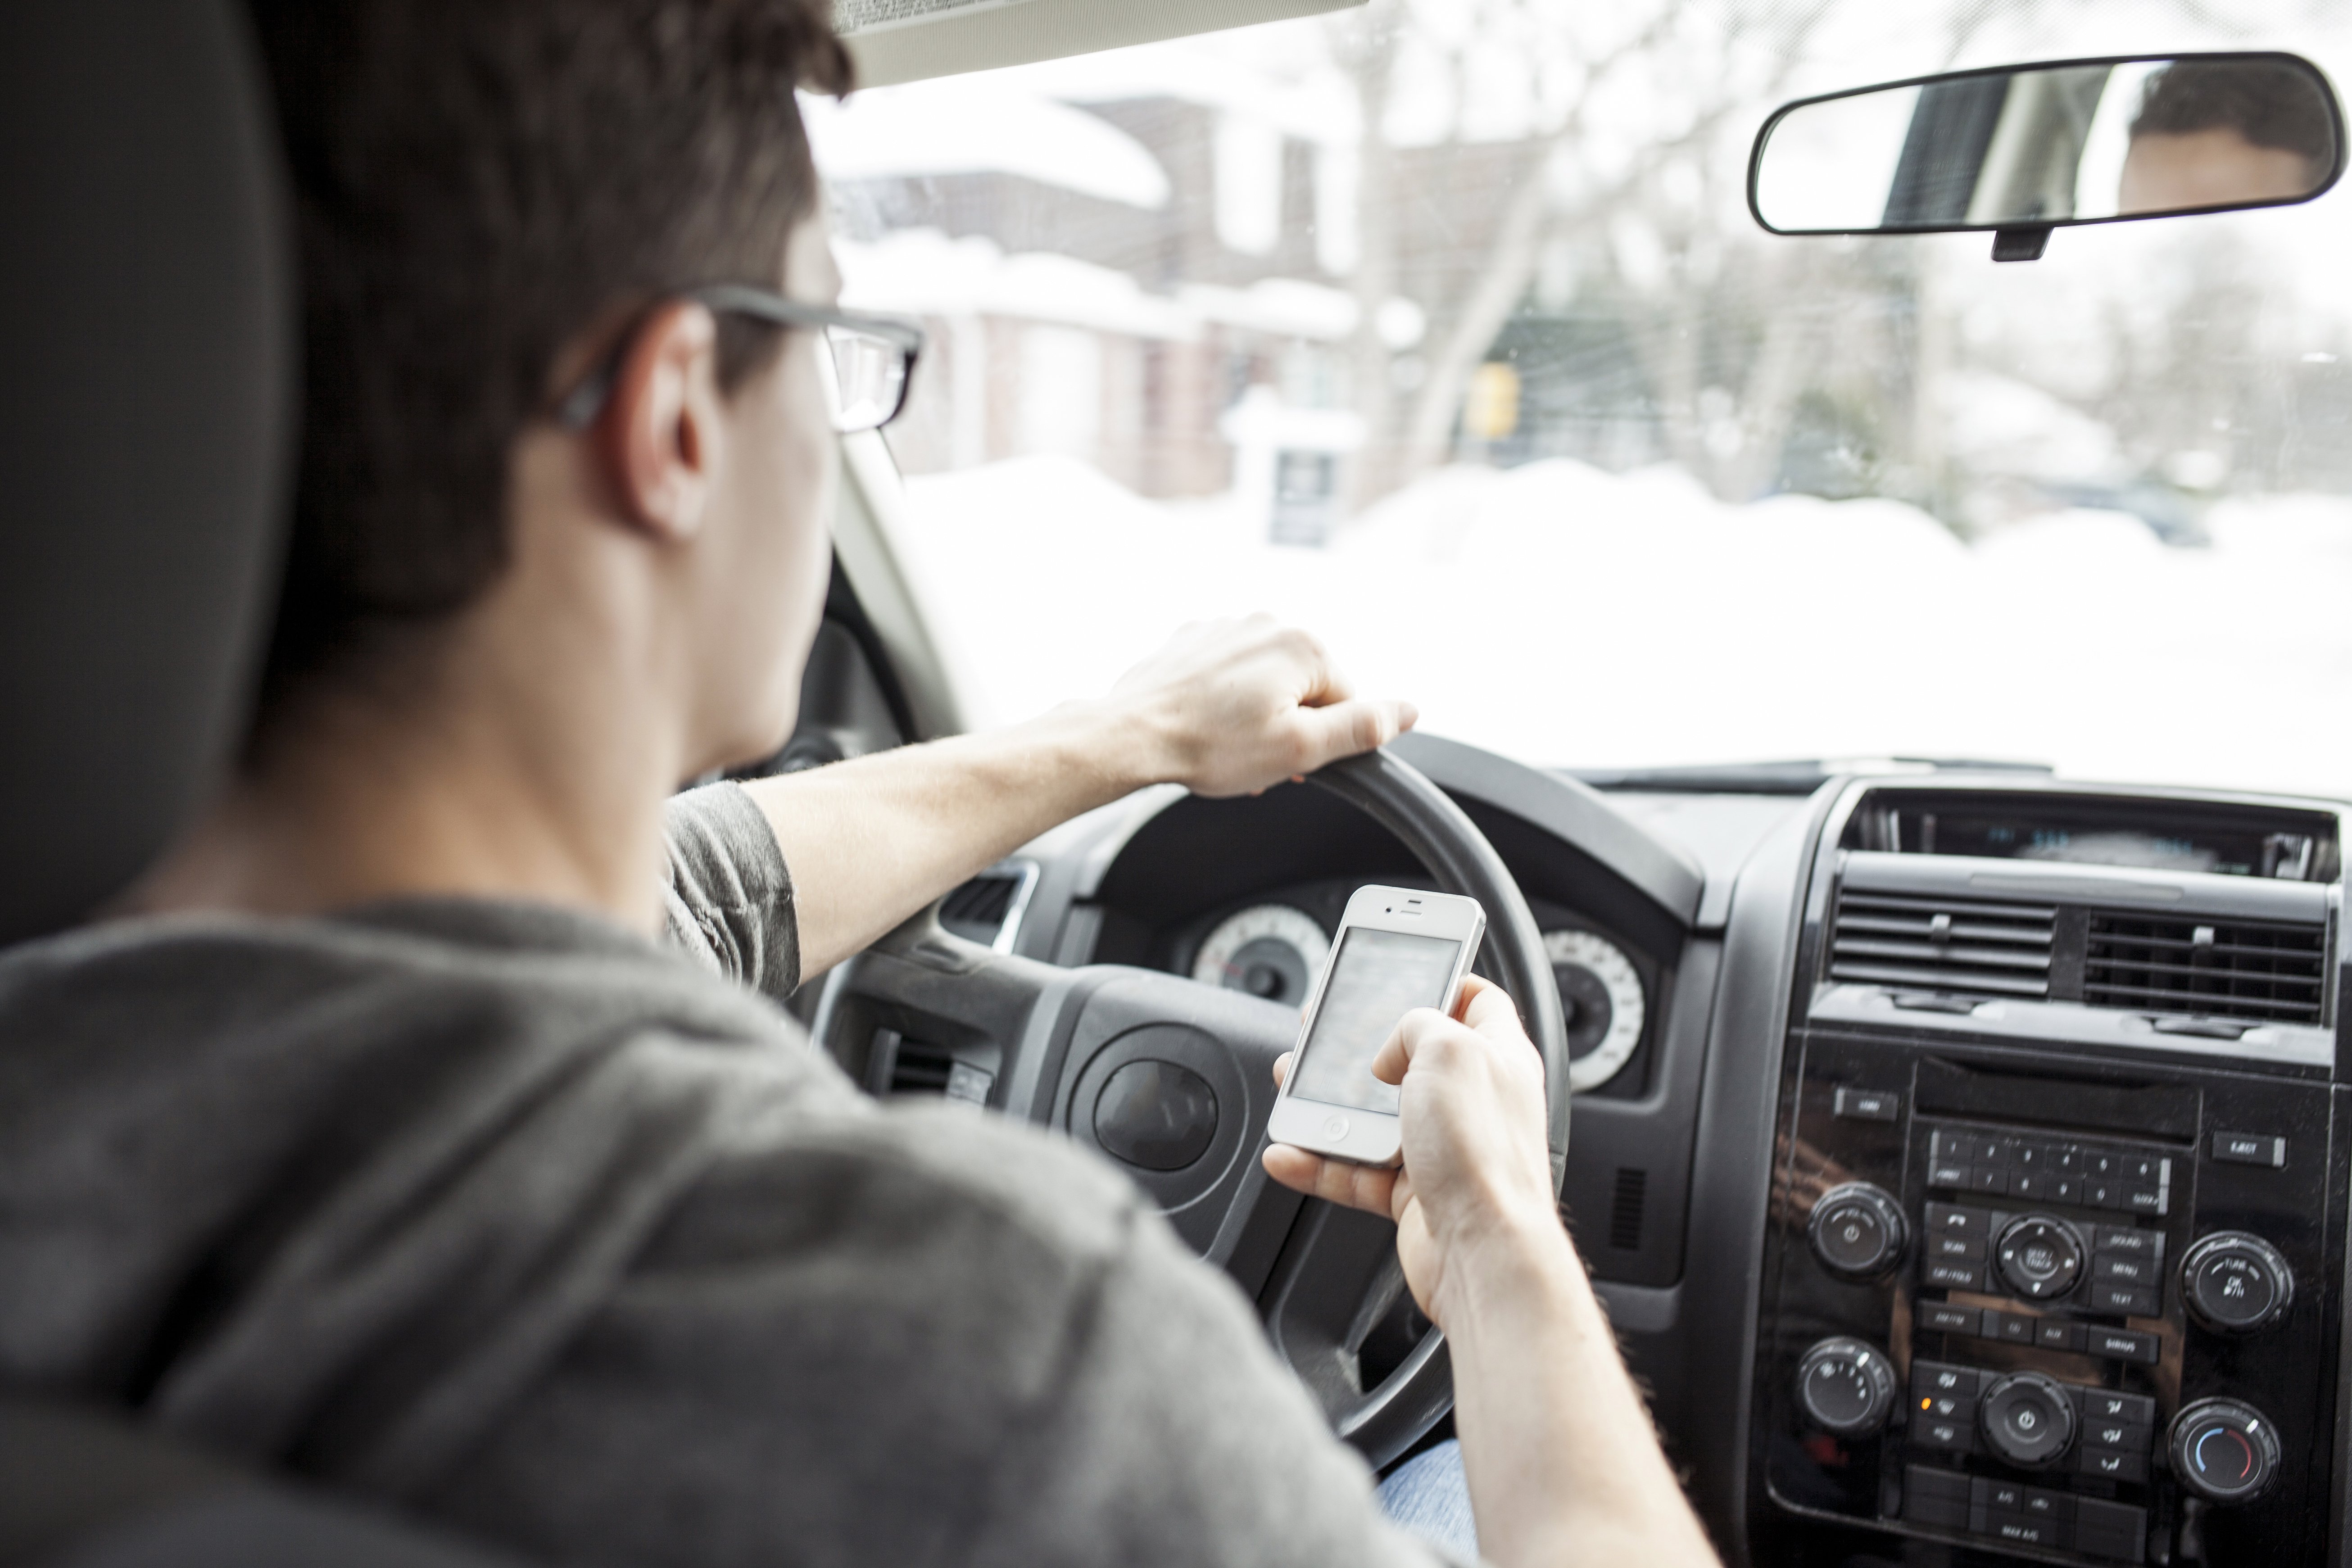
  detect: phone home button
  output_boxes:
[1321,1114,1351,1140]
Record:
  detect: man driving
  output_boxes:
[0,4,1718,1566]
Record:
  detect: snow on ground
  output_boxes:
[895,456,2352,802]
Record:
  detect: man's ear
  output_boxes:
[594,301,725,543]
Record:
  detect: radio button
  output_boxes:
[2034,1318,2084,1351]
[1925,1202,1989,1237]
[2095,1226,2164,1260]
[1996,1216,2087,1301]
[1833,1086,1899,1121]
[2093,1282,2161,1318]
[2095,1253,2154,1284]
[2211,1131,2286,1168]
[2088,1328,2160,1365]
[1921,1303,1981,1335]
[1924,1260,1986,1291]
[1988,1312,2035,1345]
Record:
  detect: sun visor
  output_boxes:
[840,0,1364,89]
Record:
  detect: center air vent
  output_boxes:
[1829,891,2056,999]
[2084,915,2328,1025]
[938,862,1036,951]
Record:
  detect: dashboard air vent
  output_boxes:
[880,1031,995,1107]
[1829,890,2055,998]
[2084,915,2327,1025]
[888,1036,959,1095]
[939,863,1035,951]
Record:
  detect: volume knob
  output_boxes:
[1795,1336,1897,1436]
[1807,1182,1908,1281]
[2181,1232,2293,1334]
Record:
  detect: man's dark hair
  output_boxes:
[245,0,852,731]
[2132,58,2337,170]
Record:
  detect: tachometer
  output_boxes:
[1192,904,1329,1008]
[1545,929,1645,1091]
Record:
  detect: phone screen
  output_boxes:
[1291,927,1464,1114]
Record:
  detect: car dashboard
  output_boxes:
[836,732,2352,1568]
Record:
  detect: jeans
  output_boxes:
[1378,1438,1480,1563]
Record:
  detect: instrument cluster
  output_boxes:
[1177,880,1657,1095]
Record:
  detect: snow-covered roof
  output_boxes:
[836,228,1371,344]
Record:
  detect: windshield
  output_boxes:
[813,2,2352,799]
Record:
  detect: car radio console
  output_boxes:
[1747,780,2348,1566]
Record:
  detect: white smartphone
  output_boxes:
[1266,885,1486,1166]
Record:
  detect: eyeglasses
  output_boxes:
[557,284,925,435]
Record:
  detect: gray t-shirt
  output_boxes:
[0,784,1445,1568]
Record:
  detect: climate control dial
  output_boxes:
[1795,1336,1897,1436]
[1807,1183,1908,1281]
[2170,1399,2281,1504]
[2181,1232,2294,1334]
[1979,1371,2077,1468]
[1994,1214,2086,1301]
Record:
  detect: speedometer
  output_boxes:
[1545,929,1646,1091]
[1191,904,1329,1008]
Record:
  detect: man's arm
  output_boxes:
[743,617,1415,979]
[1266,979,1722,1568]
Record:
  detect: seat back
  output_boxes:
[0,0,292,944]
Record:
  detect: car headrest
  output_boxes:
[0,0,292,946]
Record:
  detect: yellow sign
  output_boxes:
[1464,361,1521,441]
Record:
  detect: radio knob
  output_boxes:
[2169,1399,2281,1504]
[1994,1214,2086,1301]
[1807,1182,1908,1281]
[1979,1371,2077,1469]
[1795,1336,1896,1436]
[2181,1232,2293,1334]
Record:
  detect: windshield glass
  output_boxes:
[813,3,2352,798]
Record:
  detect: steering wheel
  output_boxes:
[816,748,1571,1468]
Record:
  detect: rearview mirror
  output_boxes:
[1749,52,2344,260]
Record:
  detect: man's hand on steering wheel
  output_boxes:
[1263,974,1559,1331]
[751,616,1413,977]
[1097,615,1420,798]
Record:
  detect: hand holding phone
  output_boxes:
[1265,884,1485,1166]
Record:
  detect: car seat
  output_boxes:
[0,2,519,1562]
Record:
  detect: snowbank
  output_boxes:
[897,456,2352,801]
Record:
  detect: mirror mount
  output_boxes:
[1991,225,2051,263]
